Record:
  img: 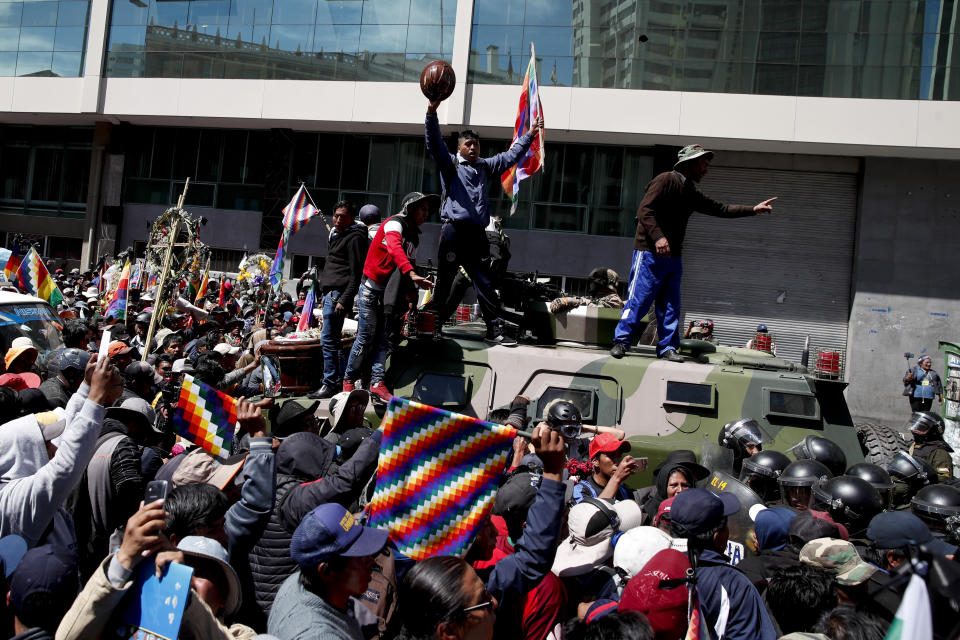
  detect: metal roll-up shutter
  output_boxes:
[679,166,858,370]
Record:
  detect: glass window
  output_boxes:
[19,27,55,51]
[359,24,407,53]
[54,25,83,51]
[220,130,247,183]
[314,24,359,53]
[272,0,315,25]
[16,50,51,74]
[362,0,409,25]
[0,27,19,49]
[0,4,22,28]
[189,1,231,26]
[473,0,524,26]
[31,148,63,202]
[57,2,88,27]
[270,24,314,52]
[532,204,584,232]
[665,381,715,408]
[51,50,80,75]
[767,390,818,418]
[149,1,189,27]
[61,148,88,203]
[0,51,15,74]
[0,146,28,199]
[315,1,360,24]
[413,373,468,407]
[21,1,57,27]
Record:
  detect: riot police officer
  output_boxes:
[846,463,895,511]
[812,475,884,539]
[906,411,955,481]
[778,459,833,511]
[910,484,960,544]
[887,450,936,509]
[718,418,766,474]
[789,435,847,476]
[739,450,790,504]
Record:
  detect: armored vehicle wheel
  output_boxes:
[855,422,905,467]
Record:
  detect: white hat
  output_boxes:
[213,343,240,356]
[551,499,644,577]
[612,526,674,579]
[83,286,99,298]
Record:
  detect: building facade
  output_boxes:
[2,0,960,426]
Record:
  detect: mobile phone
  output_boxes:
[144,480,169,506]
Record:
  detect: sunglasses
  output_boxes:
[462,599,495,614]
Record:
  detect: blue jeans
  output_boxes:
[344,284,388,385]
[320,290,345,387]
[614,250,683,356]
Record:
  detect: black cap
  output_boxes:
[493,470,542,522]
[9,545,79,631]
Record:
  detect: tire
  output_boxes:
[855,422,905,467]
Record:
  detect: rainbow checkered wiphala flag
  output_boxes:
[172,374,237,459]
[367,398,517,561]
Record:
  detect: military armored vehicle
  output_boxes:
[379,303,898,484]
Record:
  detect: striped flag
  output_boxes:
[3,239,21,285]
[194,262,210,305]
[270,185,320,289]
[172,374,237,459]
[129,259,144,289]
[16,247,63,307]
[296,279,316,332]
[105,260,131,320]
[366,397,518,561]
[500,42,545,215]
[883,573,932,640]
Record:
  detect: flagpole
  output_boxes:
[301,183,331,233]
[142,219,181,362]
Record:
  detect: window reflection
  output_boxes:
[106,0,454,80]
[0,0,87,76]
[470,0,960,100]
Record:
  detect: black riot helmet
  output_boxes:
[887,451,936,487]
[545,400,582,439]
[906,411,945,439]
[812,475,884,536]
[135,312,152,325]
[742,450,790,479]
[739,450,790,502]
[778,459,833,511]
[910,484,960,534]
[789,435,847,477]
[846,463,895,510]
[718,418,767,458]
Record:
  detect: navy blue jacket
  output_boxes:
[425,113,535,227]
[487,477,564,639]
[695,549,777,640]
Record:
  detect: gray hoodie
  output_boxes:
[0,383,105,550]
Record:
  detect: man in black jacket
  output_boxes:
[314,201,368,399]
[610,144,776,361]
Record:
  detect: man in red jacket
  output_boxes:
[342,192,435,402]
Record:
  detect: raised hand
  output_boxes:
[754,197,777,214]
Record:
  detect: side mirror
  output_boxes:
[261,354,282,398]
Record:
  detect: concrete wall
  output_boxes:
[846,157,960,425]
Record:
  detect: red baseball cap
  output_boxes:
[588,432,630,460]
[654,496,676,528]
[619,549,691,637]
[107,342,133,358]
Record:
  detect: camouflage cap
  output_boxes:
[674,144,714,169]
[799,537,877,586]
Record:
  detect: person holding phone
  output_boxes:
[342,192,436,404]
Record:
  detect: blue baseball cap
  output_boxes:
[0,534,27,579]
[866,511,957,556]
[291,504,389,568]
[670,488,740,535]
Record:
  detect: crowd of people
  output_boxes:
[0,274,958,640]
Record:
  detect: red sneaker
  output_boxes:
[369,381,392,404]
[342,380,355,393]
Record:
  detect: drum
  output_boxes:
[259,338,324,393]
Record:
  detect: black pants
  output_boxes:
[428,221,502,326]
[909,396,933,412]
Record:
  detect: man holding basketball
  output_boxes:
[610,145,777,361]
[424,96,542,345]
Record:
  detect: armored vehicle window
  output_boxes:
[413,373,469,408]
[665,381,715,409]
[766,390,819,420]
[537,387,596,423]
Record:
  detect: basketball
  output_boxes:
[420,60,456,102]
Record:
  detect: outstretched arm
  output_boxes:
[485,115,543,176]
[425,102,455,174]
